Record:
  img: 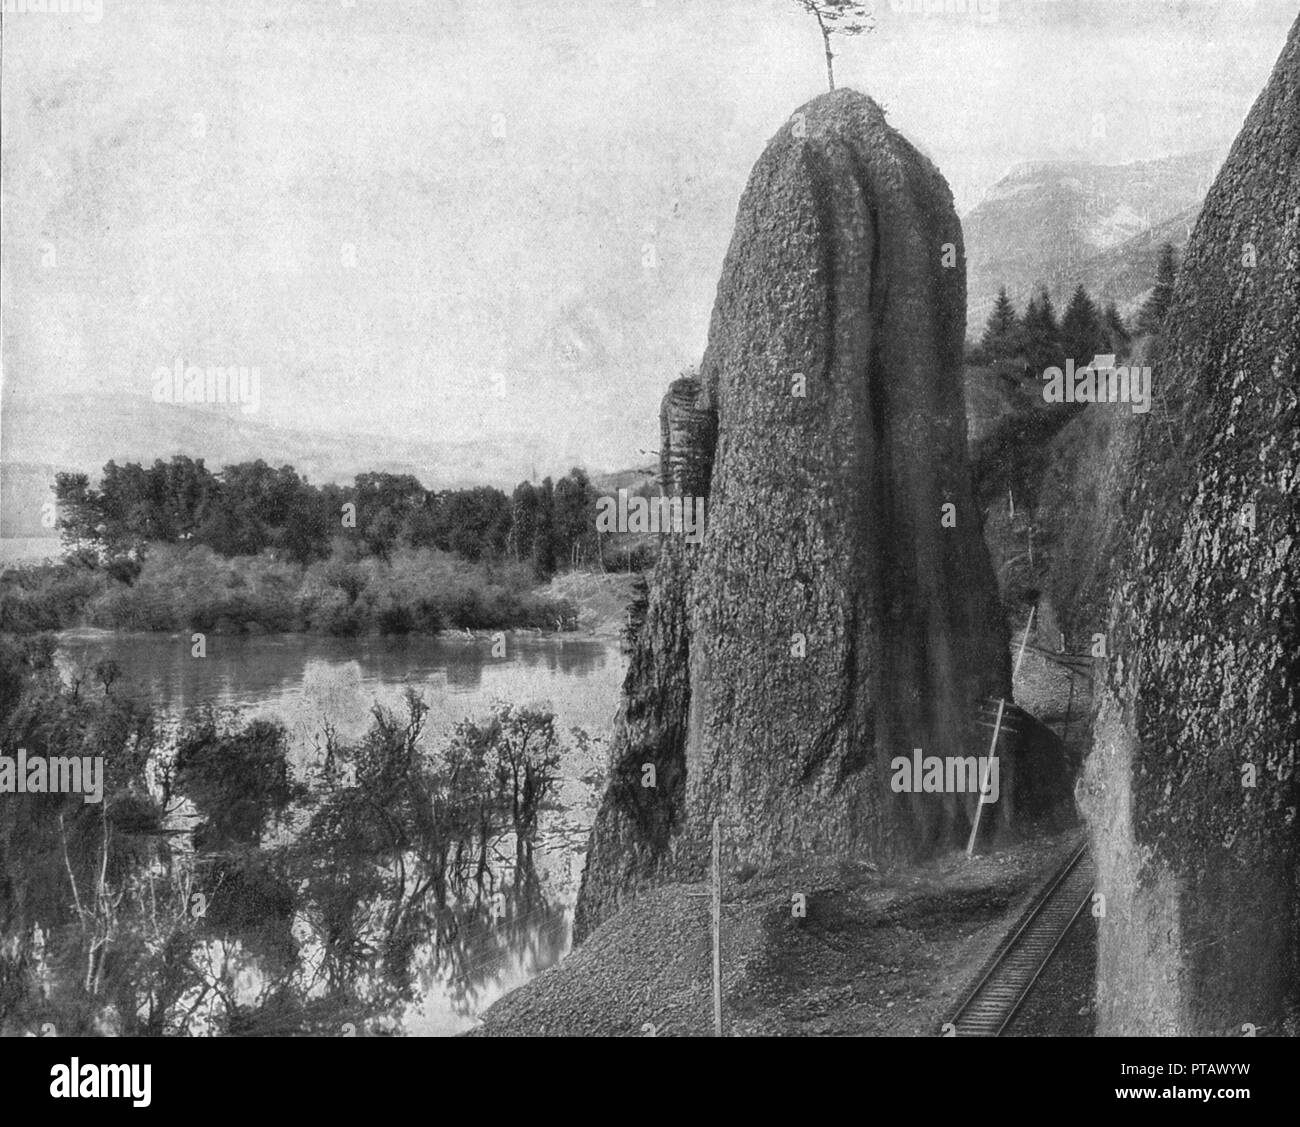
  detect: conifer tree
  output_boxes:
[1061,284,1106,363]
[1037,287,1059,338]
[1103,302,1131,357]
[1137,242,1177,335]
[1022,287,1062,374]
[981,286,1019,361]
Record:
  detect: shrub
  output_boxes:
[173,712,297,849]
[377,601,414,636]
[0,563,109,632]
[8,541,575,637]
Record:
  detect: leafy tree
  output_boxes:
[350,472,426,562]
[445,703,561,867]
[793,1,874,92]
[151,455,215,543]
[174,712,297,849]
[490,705,561,865]
[75,456,220,553]
[507,481,540,564]
[438,486,512,562]
[0,646,166,1014]
[197,461,285,556]
[50,456,550,575]
[53,472,100,552]
[1137,242,1177,335]
[553,467,596,569]
[528,477,557,579]
[277,479,335,565]
[97,460,153,551]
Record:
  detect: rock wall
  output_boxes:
[659,374,715,497]
[1079,15,1300,1035]
[577,90,1010,939]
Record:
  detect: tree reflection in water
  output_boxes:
[0,639,579,1037]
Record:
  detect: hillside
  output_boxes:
[0,393,568,486]
[964,151,1219,330]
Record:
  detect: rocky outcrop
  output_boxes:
[659,374,715,497]
[577,90,1010,939]
[1079,15,1300,1035]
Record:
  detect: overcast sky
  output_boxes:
[2,0,1295,473]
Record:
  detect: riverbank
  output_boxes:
[0,544,594,637]
[471,828,1089,1036]
[537,570,643,638]
[1,539,650,641]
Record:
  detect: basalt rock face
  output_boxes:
[660,375,716,497]
[1079,16,1300,1035]
[576,90,1010,941]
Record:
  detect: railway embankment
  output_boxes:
[472,828,1089,1037]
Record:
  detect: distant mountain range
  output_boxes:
[0,392,566,485]
[963,150,1221,332]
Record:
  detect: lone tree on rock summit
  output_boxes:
[793,1,875,91]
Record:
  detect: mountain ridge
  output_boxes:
[963,149,1222,330]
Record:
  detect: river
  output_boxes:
[50,629,627,1035]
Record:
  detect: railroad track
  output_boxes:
[1018,641,1097,679]
[943,840,1094,1036]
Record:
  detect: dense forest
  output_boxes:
[964,263,1177,512]
[53,461,607,577]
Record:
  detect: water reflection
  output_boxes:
[0,634,623,1037]
[55,632,619,745]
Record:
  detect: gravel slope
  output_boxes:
[473,829,1089,1036]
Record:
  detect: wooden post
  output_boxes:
[968,606,1036,859]
[1012,604,1036,684]
[711,816,723,1037]
[966,698,1006,859]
